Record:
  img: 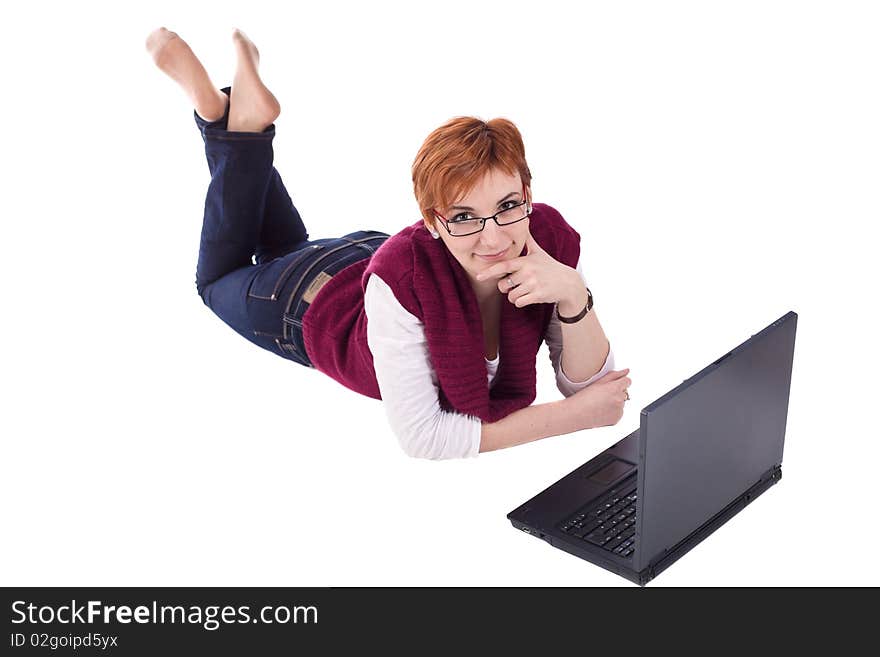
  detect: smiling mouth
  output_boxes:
[477,246,510,258]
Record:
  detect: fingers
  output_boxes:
[619,372,632,402]
[599,368,631,401]
[498,275,518,294]
[601,368,630,381]
[513,293,539,308]
[476,259,526,282]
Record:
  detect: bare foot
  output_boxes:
[146,27,228,122]
[227,29,281,133]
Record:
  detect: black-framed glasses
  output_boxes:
[434,191,532,237]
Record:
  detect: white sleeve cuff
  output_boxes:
[556,345,615,396]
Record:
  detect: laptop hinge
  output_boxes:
[645,465,782,581]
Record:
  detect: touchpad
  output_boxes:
[587,459,636,485]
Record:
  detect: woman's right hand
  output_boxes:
[565,368,632,431]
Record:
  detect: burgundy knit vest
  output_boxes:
[301,203,581,423]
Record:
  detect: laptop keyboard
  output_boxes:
[559,479,638,558]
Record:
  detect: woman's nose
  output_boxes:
[480,217,503,240]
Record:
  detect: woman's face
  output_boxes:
[428,168,531,291]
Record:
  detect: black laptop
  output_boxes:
[507,311,797,585]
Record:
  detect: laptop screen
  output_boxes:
[633,312,797,573]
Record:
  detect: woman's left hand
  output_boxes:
[475,231,584,310]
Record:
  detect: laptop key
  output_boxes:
[607,534,629,551]
[581,520,602,535]
[572,523,596,539]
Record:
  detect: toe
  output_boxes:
[146,27,177,54]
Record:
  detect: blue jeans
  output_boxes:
[194,87,389,367]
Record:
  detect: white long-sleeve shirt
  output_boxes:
[364,261,615,459]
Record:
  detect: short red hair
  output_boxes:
[412,116,532,224]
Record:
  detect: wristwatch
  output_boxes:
[556,286,593,324]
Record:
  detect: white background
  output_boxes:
[1,0,877,587]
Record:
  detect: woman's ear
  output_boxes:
[424,216,441,238]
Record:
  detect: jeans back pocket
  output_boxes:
[246,244,323,301]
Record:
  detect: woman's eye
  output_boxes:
[452,214,477,223]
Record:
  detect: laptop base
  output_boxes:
[508,449,782,586]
